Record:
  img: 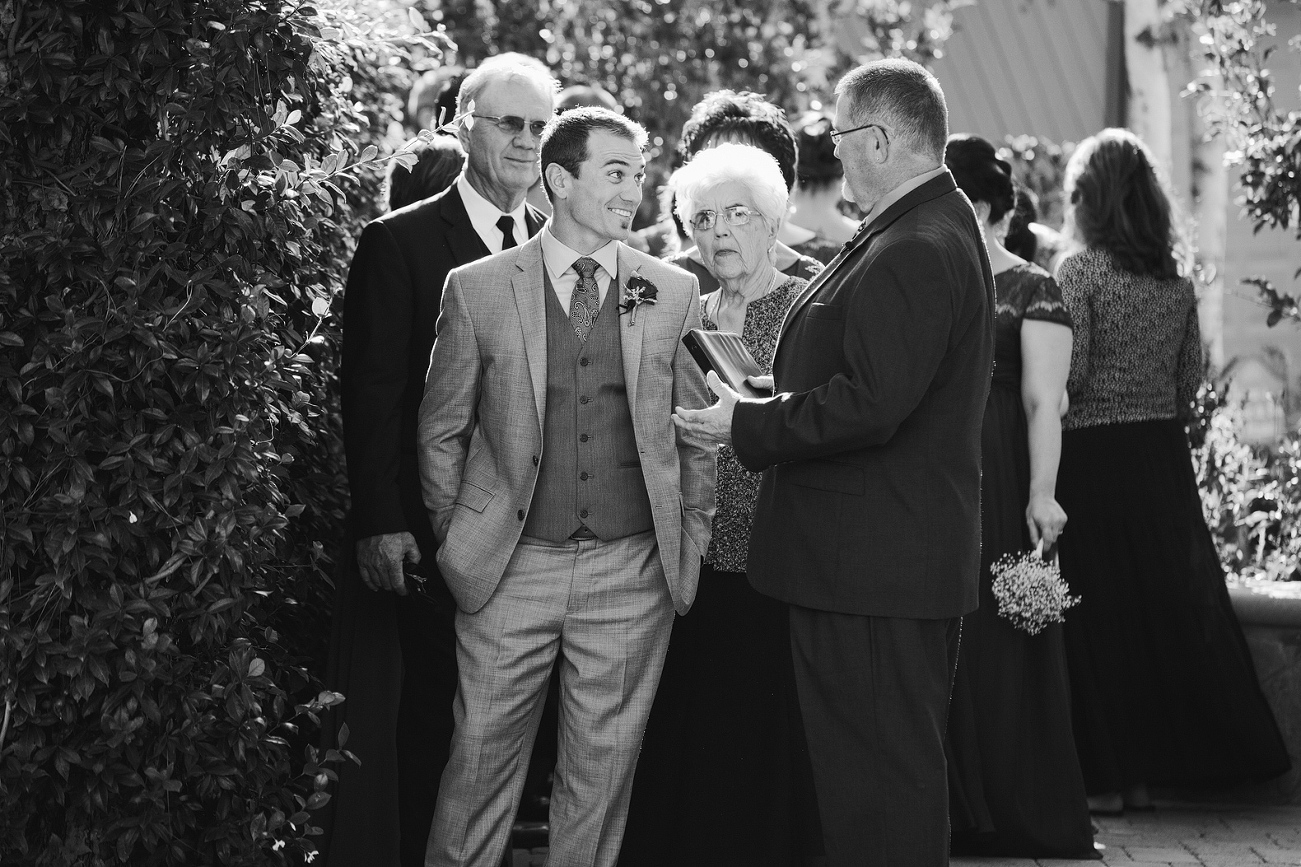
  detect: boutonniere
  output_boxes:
[619,272,658,326]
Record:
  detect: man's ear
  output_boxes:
[544,162,570,200]
[455,117,473,154]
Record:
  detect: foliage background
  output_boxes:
[0,0,445,861]
[432,0,965,208]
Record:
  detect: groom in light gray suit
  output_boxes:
[417,107,716,867]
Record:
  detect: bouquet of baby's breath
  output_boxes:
[990,540,1080,635]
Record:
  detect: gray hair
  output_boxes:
[456,57,558,119]
[673,143,789,230]
[835,59,948,162]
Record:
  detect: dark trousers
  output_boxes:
[788,607,961,867]
[395,589,460,867]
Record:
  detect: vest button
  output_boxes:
[580,508,589,518]
[517,509,525,520]
[579,433,589,443]
[580,357,590,366]
[579,395,590,404]
[580,471,589,481]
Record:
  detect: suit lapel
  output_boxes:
[616,244,644,409]
[512,236,548,427]
[439,186,490,265]
[775,171,959,346]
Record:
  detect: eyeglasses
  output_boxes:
[689,206,761,232]
[471,113,551,137]
[829,121,889,145]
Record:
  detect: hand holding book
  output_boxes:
[681,329,773,399]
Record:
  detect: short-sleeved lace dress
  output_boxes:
[945,264,1096,858]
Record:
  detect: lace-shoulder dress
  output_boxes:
[945,264,1095,858]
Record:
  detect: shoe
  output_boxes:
[1123,783,1154,812]
[511,821,549,850]
[1087,793,1124,815]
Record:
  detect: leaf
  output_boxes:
[360,144,378,162]
[248,658,266,677]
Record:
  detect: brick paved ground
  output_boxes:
[509,800,1301,866]
[953,801,1301,867]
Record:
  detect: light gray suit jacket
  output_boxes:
[417,234,716,615]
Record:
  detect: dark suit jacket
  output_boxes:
[341,184,546,583]
[732,171,994,619]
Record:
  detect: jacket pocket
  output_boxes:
[455,480,494,513]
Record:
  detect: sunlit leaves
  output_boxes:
[0,0,409,862]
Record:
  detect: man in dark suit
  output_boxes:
[673,58,994,866]
[331,59,556,867]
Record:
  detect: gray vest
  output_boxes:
[523,273,655,542]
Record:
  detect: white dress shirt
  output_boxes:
[862,165,947,229]
[540,229,619,316]
[457,175,529,255]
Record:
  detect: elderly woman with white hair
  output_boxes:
[619,143,821,867]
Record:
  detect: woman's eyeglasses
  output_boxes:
[689,206,760,231]
[471,113,551,137]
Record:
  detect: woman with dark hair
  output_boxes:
[788,112,859,251]
[1055,128,1290,813]
[1003,185,1039,263]
[383,135,466,211]
[941,134,1095,858]
[669,91,834,290]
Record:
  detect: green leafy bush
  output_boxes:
[0,0,442,861]
[1193,384,1301,583]
[998,134,1075,230]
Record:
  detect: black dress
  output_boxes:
[1056,250,1291,794]
[946,264,1096,858]
[619,278,821,867]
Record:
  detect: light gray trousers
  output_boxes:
[425,530,675,867]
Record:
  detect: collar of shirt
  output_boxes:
[457,174,528,255]
[540,228,620,316]
[861,165,947,231]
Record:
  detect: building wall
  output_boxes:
[933,0,1301,420]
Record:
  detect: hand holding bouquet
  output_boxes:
[990,540,1080,635]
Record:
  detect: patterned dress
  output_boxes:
[944,263,1095,858]
[1055,249,1290,793]
[620,276,821,867]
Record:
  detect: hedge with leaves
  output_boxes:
[0,0,436,862]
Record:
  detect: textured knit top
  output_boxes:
[700,275,805,573]
[1057,248,1202,431]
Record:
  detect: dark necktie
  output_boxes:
[497,215,517,250]
[570,257,601,341]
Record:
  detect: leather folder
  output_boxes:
[682,329,772,399]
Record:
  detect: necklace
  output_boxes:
[709,269,785,326]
